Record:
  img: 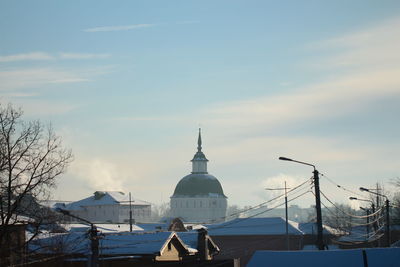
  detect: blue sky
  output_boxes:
[1,1,400,208]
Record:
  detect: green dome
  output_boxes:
[172,173,226,197]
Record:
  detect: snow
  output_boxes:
[100,231,176,255]
[337,225,382,242]
[176,231,199,250]
[29,232,90,254]
[62,223,144,233]
[206,217,304,236]
[247,248,400,267]
[28,231,200,256]
[58,191,150,211]
[136,223,168,232]
[298,222,345,235]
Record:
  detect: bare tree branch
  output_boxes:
[0,103,73,253]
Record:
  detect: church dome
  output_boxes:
[172,173,227,197]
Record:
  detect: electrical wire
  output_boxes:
[208,189,312,230]
[320,190,384,219]
[319,173,366,198]
[208,176,313,225]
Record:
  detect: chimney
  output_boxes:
[197,228,209,261]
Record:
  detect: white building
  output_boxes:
[170,129,227,223]
[57,191,151,223]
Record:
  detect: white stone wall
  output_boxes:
[170,196,227,223]
[68,204,151,223]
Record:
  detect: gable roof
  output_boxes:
[178,231,220,255]
[206,217,304,236]
[101,231,185,255]
[59,191,150,211]
[29,231,192,256]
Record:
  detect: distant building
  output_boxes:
[170,129,227,223]
[57,191,151,223]
[207,217,305,266]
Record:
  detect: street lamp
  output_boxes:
[349,196,378,237]
[359,187,391,247]
[348,197,375,212]
[265,181,290,250]
[279,156,324,250]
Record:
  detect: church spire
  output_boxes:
[197,128,202,152]
[191,128,208,173]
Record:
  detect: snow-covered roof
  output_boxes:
[29,232,89,254]
[247,248,400,267]
[206,217,304,236]
[62,223,144,233]
[59,191,150,211]
[136,223,168,232]
[298,222,346,235]
[178,231,219,254]
[337,225,381,242]
[100,231,180,255]
[29,231,193,256]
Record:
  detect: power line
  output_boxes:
[319,190,383,219]
[208,189,312,230]
[320,173,366,198]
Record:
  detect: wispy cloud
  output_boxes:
[114,116,181,122]
[0,52,54,63]
[0,64,115,92]
[200,17,400,134]
[0,68,89,91]
[59,53,110,59]
[308,17,400,70]
[0,52,111,63]
[83,24,154,32]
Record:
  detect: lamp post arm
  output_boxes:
[279,157,316,170]
[290,159,316,170]
[360,188,388,200]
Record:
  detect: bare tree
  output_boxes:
[0,103,73,247]
[390,178,400,224]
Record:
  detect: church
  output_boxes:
[170,129,227,223]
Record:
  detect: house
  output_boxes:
[28,230,229,266]
[29,231,193,264]
[55,191,151,223]
[206,217,305,266]
[0,222,27,266]
[178,229,220,260]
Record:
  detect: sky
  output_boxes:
[1,1,400,209]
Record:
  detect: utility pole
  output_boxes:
[359,187,391,247]
[386,199,390,247]
[313,169,324,250]
[129,192,133,232]
[360,207,370,237]
[265,182,290,250]
[279,157,324,250]
[284,181,289,251]
[90,225,99,267]
[56,208,99,267]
